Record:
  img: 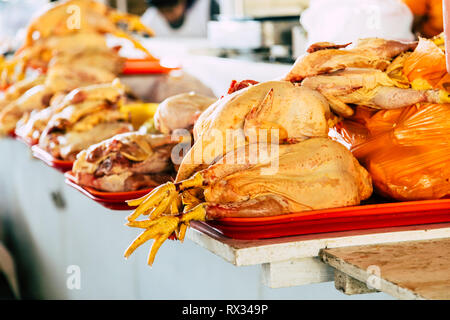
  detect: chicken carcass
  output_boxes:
[10,32,123,77]
[153,92,216,134]
[23,0,154,50]
[301,68,441,116]
[123,80,372,265]
[15,77,125,144]
[73,132,178,192]
[0,74,46,112]
[0,84,53,135]
[1,0,154,85]
[178,80,333,181]
[1,58,119,136]
[38,80,133,161]
[284,38,418,83]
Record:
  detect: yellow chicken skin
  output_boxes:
[15,80,125,143]
[125,140,372,266]
[0,60,118,136]
[178,80,333,181]
[202,139,372,215]
[301,68,441,117]
[38,80,134,161]
[1,0,154,86]
[23,0,154,49]
[284,38,418,83]
[123,81,372,265]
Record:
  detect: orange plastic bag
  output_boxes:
[403,37,448,89]
[332,104,450,201]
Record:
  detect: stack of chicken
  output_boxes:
[124,80,374,265]
[124,35,450,266]
[284,35,450,201]
[0,0,155,136]
[71,91,216,192]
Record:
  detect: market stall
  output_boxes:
[1,0,450,301]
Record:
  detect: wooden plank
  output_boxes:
[320,238,450,300]
[334,270,378,295]
[188,222,450,266]
[261,257,334,288]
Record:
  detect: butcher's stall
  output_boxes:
[2,0,450,302]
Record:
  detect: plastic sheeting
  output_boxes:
[332,104,450,201]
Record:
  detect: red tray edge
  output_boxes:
[64,171,154,200]
[31,145,73,171]
[202,211,450,240]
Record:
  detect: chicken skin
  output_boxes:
[284,38,418,83]
[1,61,118,136]
[1,0,153,86]
[123,80,372,265]
[178,80,332,181]
[153,92,216,134]
[301,68,440,116]
[38,80,133,161]
[201,138,372,217]
[73,132,177,192]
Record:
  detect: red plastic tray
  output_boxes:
[121,58,180,75]
[31,145,73,173]
[63,172,450,241]
[205,198,450,240]
[64,171,154,210]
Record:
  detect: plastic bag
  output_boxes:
[332,104,450,201]
[403,37,448,89]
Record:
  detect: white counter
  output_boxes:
[0,38,390,299]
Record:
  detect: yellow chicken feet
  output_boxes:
[124,173,208,265]
[180,203,208,223]
[124,215,180,266]
[126,172,205,220]
[125,182,177,221]
[124,203,208,266]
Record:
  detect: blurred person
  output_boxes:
[141,0,218,37]
[402,0,443,37]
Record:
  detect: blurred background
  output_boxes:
[0,0,444,64]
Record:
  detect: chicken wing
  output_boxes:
[284,38,418,82]
[301,68,440,116]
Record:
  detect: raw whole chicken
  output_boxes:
[178,80,333,181]
[123,80,372,265]
[38,80,133,161]
[0,84,53,136]
[12,32,124,76]
[284,38,418,83]
[15,76,126,144]
[153,92,216,134]
[284,37,449,117]
[1,59,118,136]
[22,0,154,50]
[1,0,154,86]
[0,74,46,112]
[73,132,177,192]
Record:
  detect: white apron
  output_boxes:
[141,0,210,38]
